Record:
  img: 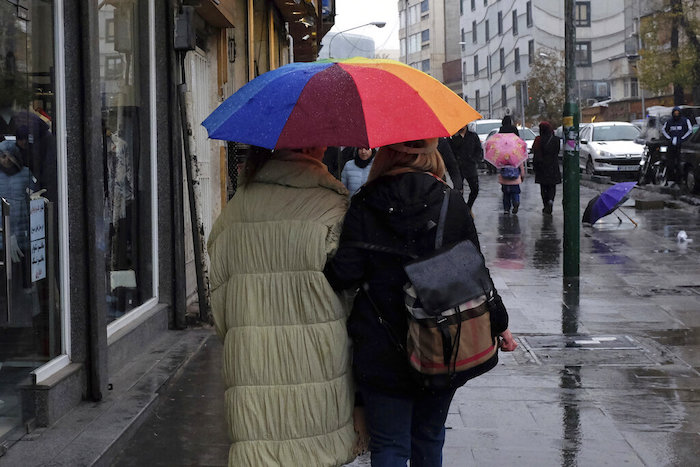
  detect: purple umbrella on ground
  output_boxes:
[582,182,638,225]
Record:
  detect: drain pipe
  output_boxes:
[286,22,294,63]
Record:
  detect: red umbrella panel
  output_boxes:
[202,57,482,149]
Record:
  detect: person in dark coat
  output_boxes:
[499,115,520,136]
[661,106,693,185]
[450,126,483,210]
[532,121,562,214]
[325,138,517,466]
[437,137,463,192]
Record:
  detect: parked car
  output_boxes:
[679,129,700,193]
[578,122,643,176]
[468,119,502,145]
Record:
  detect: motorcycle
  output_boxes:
[638,140,669,186]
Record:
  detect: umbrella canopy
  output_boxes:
[202,57,481,149]
[582,181,637,224]
[484,133,528,168]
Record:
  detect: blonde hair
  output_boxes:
[368,138,445,182]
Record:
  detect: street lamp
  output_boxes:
[328,22,386,58]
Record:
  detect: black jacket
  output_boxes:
[437,137,463,191]
[450,130,483,179]
[533,133,562,185]
[325,172,504,396]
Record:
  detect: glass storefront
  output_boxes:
[98,0,153,323]
[0,0,62,441]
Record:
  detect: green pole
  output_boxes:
[563,0,580,278]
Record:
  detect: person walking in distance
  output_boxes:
[499,115,520,136]
[661,106,693,186]
[450,126,483,211]
[532,121,562,214]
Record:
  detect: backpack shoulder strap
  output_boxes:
[343,241,418,259]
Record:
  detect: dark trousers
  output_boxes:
[360,386,456,467]
[465,176,479,209]
[501,184,521,211]
[667,145,681,182]
[540,184,556,205]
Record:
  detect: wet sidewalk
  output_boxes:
[111,174,700,466]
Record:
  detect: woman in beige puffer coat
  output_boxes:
[207,146,357,466]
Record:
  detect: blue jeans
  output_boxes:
[360,386,456,467]
[501,184,521,211]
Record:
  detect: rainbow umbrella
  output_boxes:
[484,133,528,168]
[202,57,481,149]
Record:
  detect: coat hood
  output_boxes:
[355,172,447,238]
[253,151,349,196]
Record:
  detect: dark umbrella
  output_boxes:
[582,182,638,226]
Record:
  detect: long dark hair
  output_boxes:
[241,146,274,186]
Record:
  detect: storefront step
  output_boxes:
[0,327,213,466]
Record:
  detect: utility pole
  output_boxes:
[563,0,580,278]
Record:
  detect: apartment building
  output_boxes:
[398,0,447,82]
[460,0,631,122]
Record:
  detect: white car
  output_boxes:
[468,119,502,145]
[579,122,644,175]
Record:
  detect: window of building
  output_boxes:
[575,41,591,66]
[461,28,465,51]
[625,77,639,97]
[512,10,518,35]
[499,48,505,71]
[485,19,489,41]
[514,47,520,73]
[99,0,155,324]
[471,0,476,11]
[475,90,480,110]
[460,0,464,15]
[463,61,467,83]
[528,39,534,64]
[526,1,532,27]
[472,21,477,42]
[484,0,487,6]
[408,33,421,54]
[501,84,507,107]
[575,2,591,27]
[409,5,419,24]
[421,0,429,14]
[498,11,503,35]
[487,54,492,77]
[421,29,430,43]
[421,59,430,73]
[105,18,115,43]
[474,55,479,77]
[400,38,405,58]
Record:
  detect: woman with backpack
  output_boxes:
[324,138,517,467]
[532,121,562,214]
[498,161,526,214]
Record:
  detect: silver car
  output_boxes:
[579,122,643,175]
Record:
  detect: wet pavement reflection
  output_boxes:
[445,174,700,466]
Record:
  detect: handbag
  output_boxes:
[348,190,505,390]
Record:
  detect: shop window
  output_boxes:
[0,0,64,441]
[98,1,154,323]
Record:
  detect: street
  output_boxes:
[112,173,700,466]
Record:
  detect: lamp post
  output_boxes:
[328,21,386,59]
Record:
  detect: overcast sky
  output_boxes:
[330,0,400,51]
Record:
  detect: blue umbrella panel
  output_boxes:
[582,181,637,224]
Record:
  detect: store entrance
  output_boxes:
[0,0,62,442]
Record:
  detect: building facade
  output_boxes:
[459,0,631,123]
[398,0,447,80]
[0,0,331,456]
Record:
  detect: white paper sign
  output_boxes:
[30,199,45,242]
[31,238,46,282]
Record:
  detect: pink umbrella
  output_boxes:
[484,133,527,168]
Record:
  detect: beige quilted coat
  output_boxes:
[207,151,356,466]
